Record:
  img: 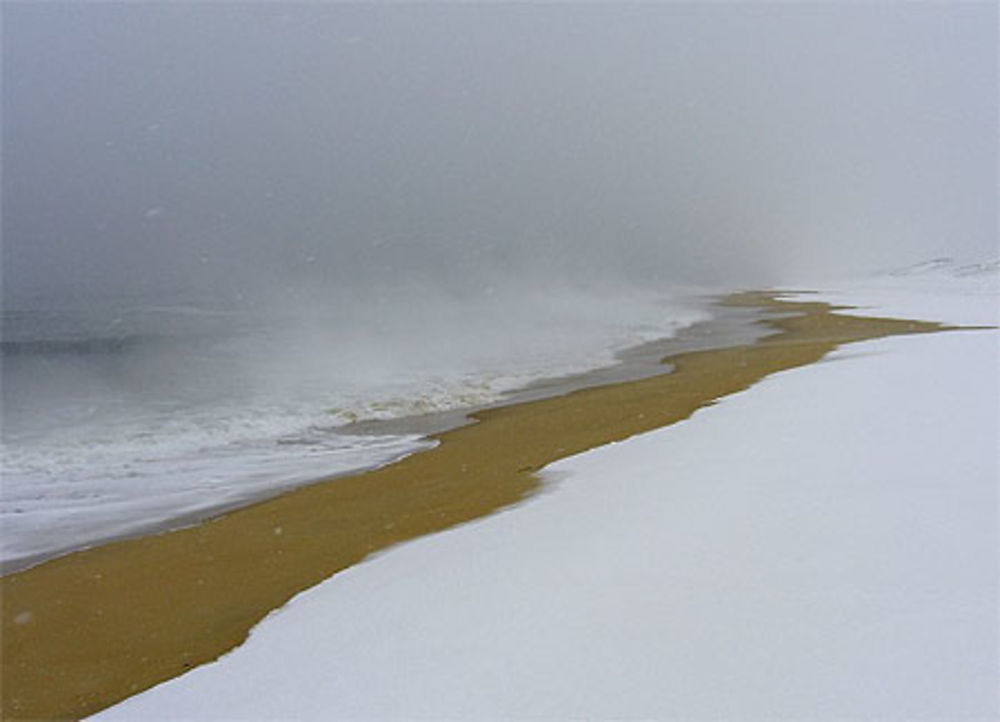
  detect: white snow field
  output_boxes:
[95,271,998,720]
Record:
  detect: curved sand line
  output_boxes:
[1,293,949,720]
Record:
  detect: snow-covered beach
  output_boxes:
[62,265,998,720]
[5,266,997,719]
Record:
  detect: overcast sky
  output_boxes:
[3,2,996,305]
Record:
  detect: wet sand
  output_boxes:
[0,293,949,720]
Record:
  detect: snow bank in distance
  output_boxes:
[795,256,999,326]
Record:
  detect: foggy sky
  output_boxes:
[3,2,997,306]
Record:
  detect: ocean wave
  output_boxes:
[0,287,713,569]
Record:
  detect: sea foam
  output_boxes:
[1,284,712,570]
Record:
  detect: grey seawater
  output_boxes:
[0,290,760,573]
[0,297,430,572]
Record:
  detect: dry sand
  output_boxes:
[0,293,948,720]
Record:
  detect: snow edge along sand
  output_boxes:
[94,287,998,719]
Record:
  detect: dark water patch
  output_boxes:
[0,335,155,357]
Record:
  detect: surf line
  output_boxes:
[1,292,952,720]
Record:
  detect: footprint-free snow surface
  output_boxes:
[95,272,998,720]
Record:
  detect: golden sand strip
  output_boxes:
[1,293,949,720]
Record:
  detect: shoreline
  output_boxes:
[0,296,764,576]
[0,292,951,720]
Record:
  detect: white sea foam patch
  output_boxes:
[1,285,712,568]
[1,432,432,566]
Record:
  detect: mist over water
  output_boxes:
[2,3,996,565]
[5,2,996,305]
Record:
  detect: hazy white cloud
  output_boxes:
[3,2,996,305]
